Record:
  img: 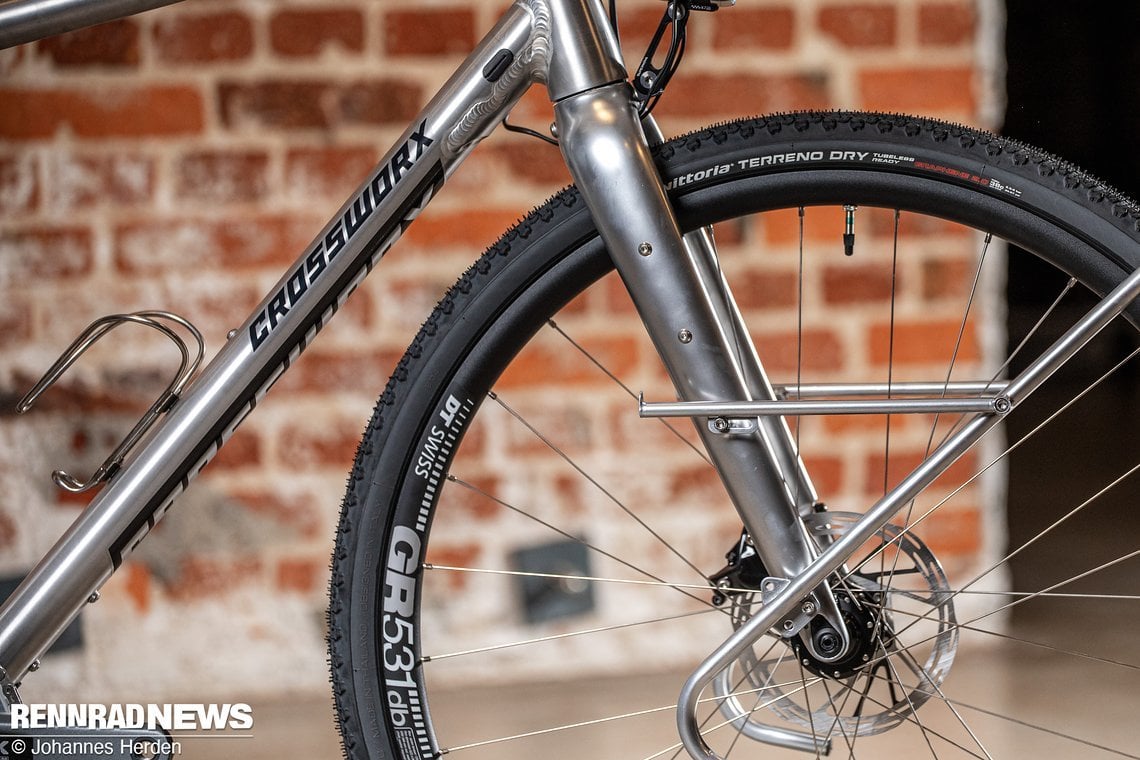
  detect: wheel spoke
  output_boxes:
[488,391,708,581]
[421,607,718,662]
[858,667,1140,759]
[445,474,720,611]
[844,344,1140,584]
[546,318,711,466]
[860,551,1140,673]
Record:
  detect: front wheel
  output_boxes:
[329,112,1140,760]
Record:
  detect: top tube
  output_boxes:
[0,0,185,49]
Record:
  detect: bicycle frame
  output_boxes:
[0,0,585,688]
[0,0,836,706]
[6,2,1140,759]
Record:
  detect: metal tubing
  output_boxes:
[677,411,998,760]
[640,396,1003,418]
[776,381,1009,398]
[543,0,625,100]
[680,226,821,508]
[0,0,183,49]
[676,263,1140,759]
[556,83,843,750]
[555,83,829,594]
[713,669,830,755]
[643,115,821,511]
[1003,262,1140,403]
[0,1,543,683]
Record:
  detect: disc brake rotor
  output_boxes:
[714,511,958,738]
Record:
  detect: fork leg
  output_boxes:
[554,84,848,757]
[555,84,832,603]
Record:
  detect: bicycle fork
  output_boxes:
[555,68,1140,760]
[555,82,850,755]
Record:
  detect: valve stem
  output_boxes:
[843,204,857,256]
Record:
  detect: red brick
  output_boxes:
[504,404,596,457]
[208,428,263,471]
[47,153,154,209]
[859,67,975,115]
[864,449,978,494]
[489,140,571,187]
[277,416,363,468]
[0,85,204,139]
[507,86,556,124]
[219,80,330,130]
[0,295,32,349]
[442,474,502,521]
[713,8,796,50]
[176,149,270,203]
[285,146,378,200]
[384,9,475,56]
[229,488,321,539]
[802,454,844,496]
[822,262,898,304]
[270,8,365,57]
[918,2,975,46]
[153,11,253,63]
[54,487,96,510]
[922,256,974,300]
[867,207,969,238]
[753,328,845,373]
[114,215,310,273]
[218,79,421,130]
[338,79,423,125]
[823,413,903,434]
[818,4,897,48]
[869,319,980,365]
[275,556,325,593]
[604,272,639,315]
[666,464,725,506]
[123,562,151,613]
[0,155,37,213]
[1,226,93,280]
[164,555,262,600]
[616,7,671,50]
[731,269,799,310]
[38,19,139,66]
[655,73,829,118]
[763,205,849,246]
[274,348,398,397]
[498,335,640,389]
[425,542,481,590]
[918,505,981,556]
[711,218,747,247]
[403,208,522,251]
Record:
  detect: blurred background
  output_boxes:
[0,0,1136,757]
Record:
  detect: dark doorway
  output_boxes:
[1002,2,1140,610]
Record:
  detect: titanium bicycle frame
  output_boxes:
[5,1,1140,758]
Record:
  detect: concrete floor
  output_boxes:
[180,620,1137,760]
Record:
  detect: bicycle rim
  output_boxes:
[330,113,1140,760]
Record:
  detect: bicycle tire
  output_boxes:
[329,111,1140,760]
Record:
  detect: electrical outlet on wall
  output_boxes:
[509,539,595,624]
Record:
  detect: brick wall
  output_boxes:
[0,0,1001,702]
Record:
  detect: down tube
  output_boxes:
[0,3,542,687]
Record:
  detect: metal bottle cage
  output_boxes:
[16,311,205,493]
